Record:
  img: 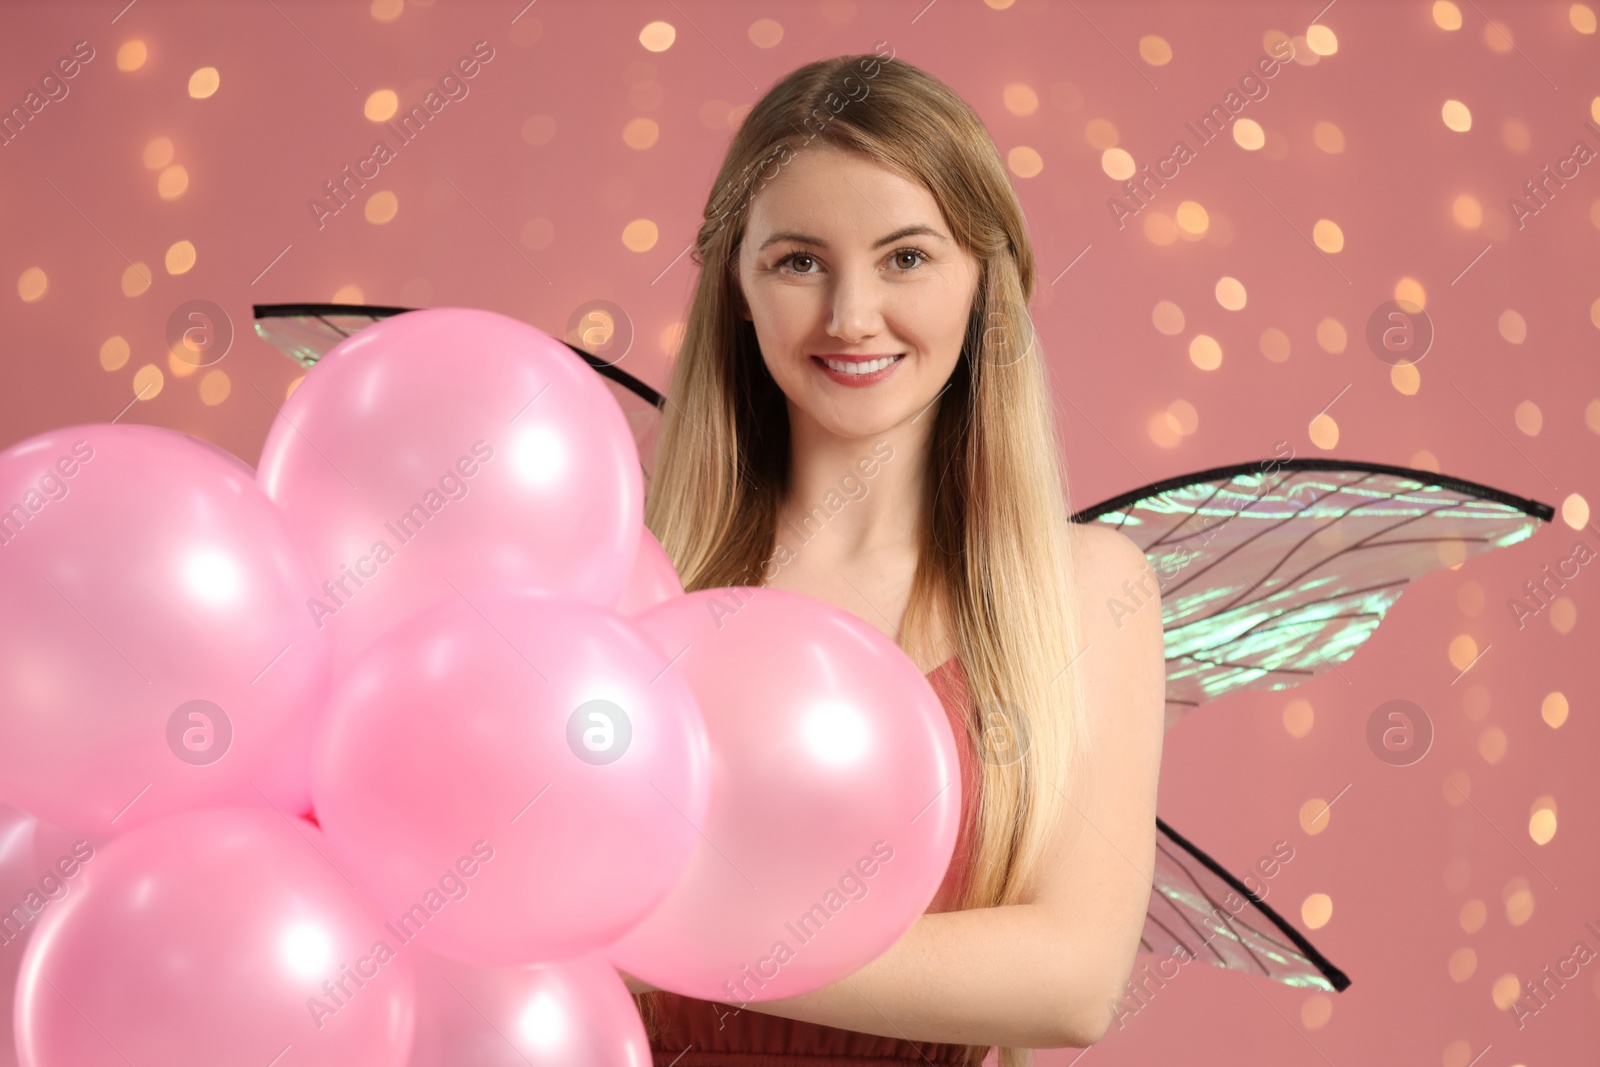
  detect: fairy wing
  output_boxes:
[1071,460,1552,994]
[1140,817,1349,991]
[1072,459,1550,730]
[251,303,666,482]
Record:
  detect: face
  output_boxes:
[736,144,982,442]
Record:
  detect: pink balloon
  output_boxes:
[614,527,684,616]
[0,803,103,1067]
[312,588,708,968]
[0,424,332,836]
[255,307,644,681]
[15,806,414,1066]
[229,698,318,818]
[188,436,257,479]
[407,949,648,1066]
[603,587,961,1003]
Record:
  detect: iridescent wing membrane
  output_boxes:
[1075,461,1550,728]
[253,304,1556,996]
[1142,817,1348,991]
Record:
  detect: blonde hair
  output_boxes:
[637,52,1090,1066]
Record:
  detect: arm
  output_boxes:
[622,525,1165,1048]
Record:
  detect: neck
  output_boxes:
[776,400,935,562]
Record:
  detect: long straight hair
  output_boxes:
[636,52,1091,1067]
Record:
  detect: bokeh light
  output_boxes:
[121,262,153,297]
[364,191,399,224]
[1003,83,1039,116]
[1498,309,1527,343]
[1283,698,1314,738]
[1176,201,1210,235]
[748,18,783,48]
[622,219,658,252]
[1391,361,1421,395]
[623,117,660,150]
[1312,219,1344,252]
[1139,35,1173,65]
[1152,300,1185,335]
[1561,493,1589,529]
[1101,147,1135,180]
[188,66,220,99]
[116,40,147,71]
[365,90,398,122]
[1260,327,1290,362]
[1302,893,1333,929]
[1214,276,1246,310]
[143,136,174,169]
[639,21,675,51]
[1513,400,1542,435]
[1309,413,1339,450]
[157,164,189,199]
[1316,317,1347,352]
[1008,146,1043,178]
[164,240,196,274]
[1085,118,1119,149]
[17,268,47,303]
[1503,878,1534,926]
[1188,335,1222,370]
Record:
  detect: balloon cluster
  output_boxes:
[0,308,962,1064]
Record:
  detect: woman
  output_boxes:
[623,51,1165,1066]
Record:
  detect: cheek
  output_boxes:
[904,292,971,361]
[750,289,821,357]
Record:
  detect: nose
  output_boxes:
[824,266,883,345]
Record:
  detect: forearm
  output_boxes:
[701,902,1097,1049]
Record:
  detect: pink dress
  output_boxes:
[634,655,991,1066]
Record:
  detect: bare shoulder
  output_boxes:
[1063,522,1152,613]
[1061,521,1165,725]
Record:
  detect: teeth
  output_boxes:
[824,355,901,375]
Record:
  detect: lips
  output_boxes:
[813,354,904,374]
[811,353,906,386]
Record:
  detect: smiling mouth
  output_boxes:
[815,354,904,375]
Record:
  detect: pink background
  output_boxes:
[1,1,1595,1064]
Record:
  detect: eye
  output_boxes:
[776,251,818,274]
[890,247,929,271]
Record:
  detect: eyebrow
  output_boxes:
[756,224,950,253]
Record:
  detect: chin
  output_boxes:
[814,409,908,442]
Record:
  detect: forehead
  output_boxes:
[743,144,948,244]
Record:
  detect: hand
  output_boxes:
[615,967,659,995]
